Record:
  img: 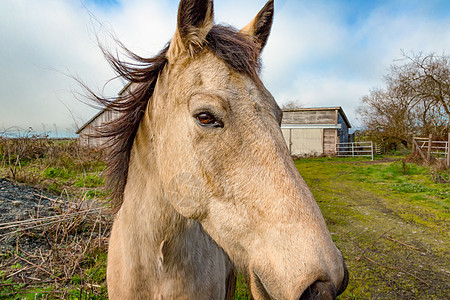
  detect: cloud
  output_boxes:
[0,0,176,136]
[260,0,450,126]
[1,0,449,135]
[0,0,114,135]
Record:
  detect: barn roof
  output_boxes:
[75,83,132,135]
[75,108,106,134]
[282,106,351,128]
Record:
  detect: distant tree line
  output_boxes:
[358,51,449,149]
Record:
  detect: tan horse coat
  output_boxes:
[105,0,348,299]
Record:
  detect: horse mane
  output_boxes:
[89,25,261,207]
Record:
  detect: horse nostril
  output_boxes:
[299,280,336,300]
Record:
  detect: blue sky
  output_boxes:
[1,0,449,136]
[87,0,121,9]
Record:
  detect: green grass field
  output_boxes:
[296,157,449,299]
[1,139,449,299]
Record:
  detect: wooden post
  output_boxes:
[427,134,432,163]
[412,135,415,155]
[289,129,292,155]
[370,141,374,161]
[447,132,450,167]
[335,129,338,156]
[414,139,427,162]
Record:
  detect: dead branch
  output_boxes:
[385,235,422,251]
[5,266,33,279]
[15,255,62,282]
[363,256,430,286]
[357,228,394,261]
[32,193,66,205]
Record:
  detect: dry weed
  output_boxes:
[0,192,112,298]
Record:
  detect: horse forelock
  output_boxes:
[90,25,262,208]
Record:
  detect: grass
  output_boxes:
[0,137,110,299]
[295,156,449,299]
[0,138,105,199]
[234,273,252,300]
[1,139,449,299]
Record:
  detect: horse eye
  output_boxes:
[197,112,215,124]
[195,112,223,127]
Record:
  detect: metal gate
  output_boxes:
[336,141,374,160]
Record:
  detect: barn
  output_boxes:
[75,84,130,147]
[76,107,120,148]
[281,107,352,156]
[77,88,351,156]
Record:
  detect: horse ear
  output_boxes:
[240,0,274,53]
[167,0,214,63]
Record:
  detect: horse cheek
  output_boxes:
[165,172,209,220]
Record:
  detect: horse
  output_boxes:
[94,0,348,299]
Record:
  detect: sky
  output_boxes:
[1,0,449,137]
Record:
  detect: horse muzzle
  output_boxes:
[299,262,349,300]
[250,261,349,300]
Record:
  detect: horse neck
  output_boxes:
[122,109,187,244]
[122,107,219,275]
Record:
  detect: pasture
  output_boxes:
[0,139,449,299]
[295,157,449,299]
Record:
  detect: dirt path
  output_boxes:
[336,183,450,299]
[299,159,450,299]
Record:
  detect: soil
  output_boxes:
[0,178,60,257]
[0,178,109,299]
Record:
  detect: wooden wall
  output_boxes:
[282,110,337,125]
[78,109,120,147]
[323,129,337,155]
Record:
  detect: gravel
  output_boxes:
[0,178,57,224]
[0,178,61,257]
[0,178,110,298]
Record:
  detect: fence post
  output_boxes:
[412,135,415,155]
[289,129,292,155]
[352,142,354,157]
[447,132,450,167]
[427,134,432,163]
[414,138,427,162]
[371,141,374,161]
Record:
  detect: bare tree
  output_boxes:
[391,52,449,136]
[358,52,450,148]
[281,99,304,110]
